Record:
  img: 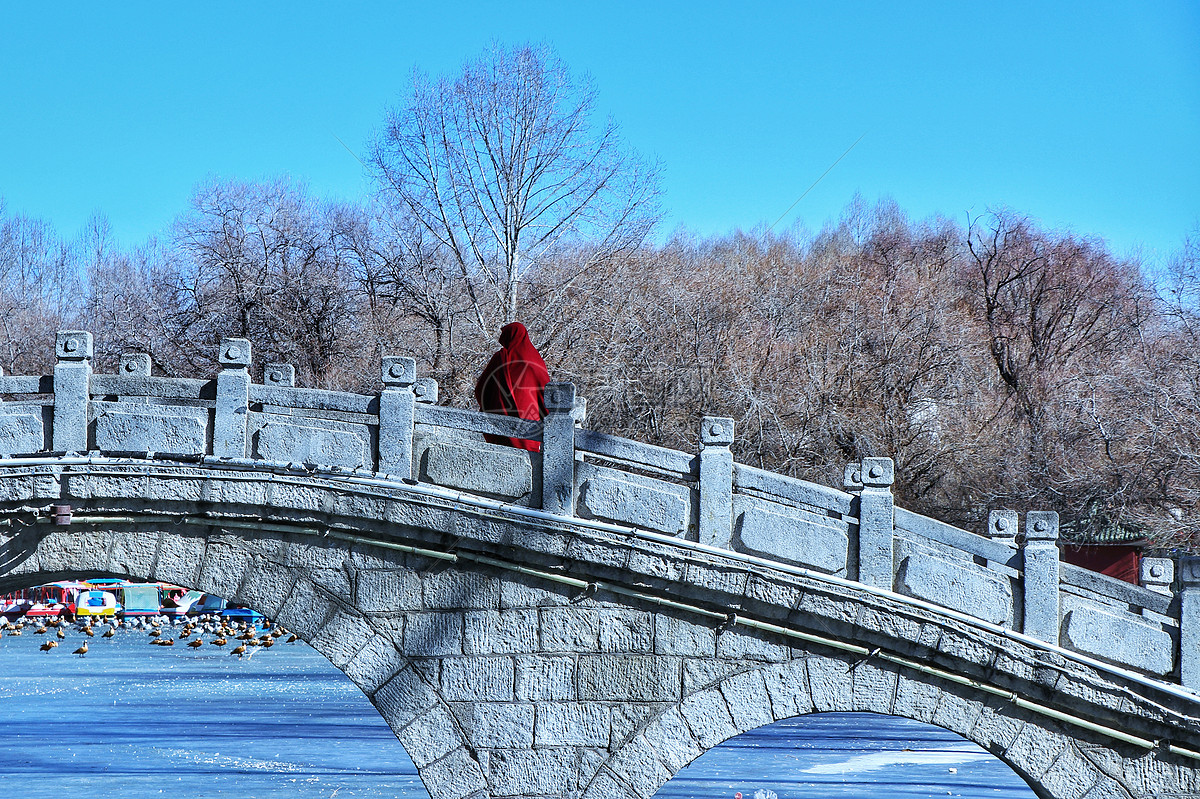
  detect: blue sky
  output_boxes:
[1,2,1197,264]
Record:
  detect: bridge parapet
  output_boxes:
[0,332,1194,693]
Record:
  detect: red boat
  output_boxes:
[1,581,87,620]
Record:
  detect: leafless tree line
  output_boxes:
[2,189,1198,550]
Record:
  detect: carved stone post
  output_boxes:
[698,416,735,548]
[52,331,93,452]
[413,377,439,405]
[541,382,576,516]
[857,457,895,589]
[988,509,1018,546]
[1022,511,1061,644]
[264,364,295,387]
[842,463,864,494]
[1180,558,1200,690]
[1140,557,1174,595]
[118,352,152,377]
[213,339,251,459]
[379,357,416,479]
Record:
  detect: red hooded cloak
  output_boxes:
[474,322,550,451]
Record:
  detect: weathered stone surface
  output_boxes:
[105,530,160,577]
[716,627,790,662]
[344,634,406,693]
[718,669,773,731]
[420,747,487,799]
[805,656,855,712]
[356,568,422,613]
[598,609,654,653]
[582,770,638,799]
[488,748,577,796]
[500,574,574,609]
[235,557,296,618]
[404,612,463,657]
[654,614,717,657]
[892,670,942,724]
[930,689,983,738]
[683,561,747,597]
[441,656,514,701]
[1062,605,1174,675]
[311,610,373,668]
[423,570,499,610]
[254,420,368,469]
[94,404,207,454]
[536,702,611,747]
[373,665,440,729]
[514,655,576,701]
[641,708,703,773]
[683,658,744,693]
[464,608,539,655]
[455,701,535,748]
[851,662,898,714]
[395,705,461,768]
[605,736,674,798]
[0,411,45,454]
[1041,744,1102,799]
[578,655,681,702]
[422,441,533,498]
[678,688,738,748]
[760,660,814,719]
[195,542,251,598]
[578,464,688,535]
[152,532,205,587]
[896,550,1013,625]
[276,578,334,638]
[1006,722,1069,780]
[542,606,601,652]
[734,497,848,574]
[0,471,57,502]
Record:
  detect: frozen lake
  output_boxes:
[0,623,1037,798]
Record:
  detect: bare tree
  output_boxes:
[169,179,368,387]
[0,202,82,373]
[371,42,661,334]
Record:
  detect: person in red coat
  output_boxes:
[475,322,550,451]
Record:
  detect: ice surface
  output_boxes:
[0,627,1038,798]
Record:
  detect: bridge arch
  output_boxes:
[589,652,1157,799]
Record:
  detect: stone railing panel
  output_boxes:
[92,400,210,455]
[90,375,215,402]
[0,375,54,396]
[575,460,694,537]
[575,429,698,480]
[249,412,373,470]
[249,384,377,417]
[893,538,1016,626]
[731,493,849,575]
[1061,599,1176,675]
[416,403,542,442]
[894,508,1021,572]
[1060,562,1175,618]
[731,464,853,518]
[0,405,49,455]
[418,439,536,504]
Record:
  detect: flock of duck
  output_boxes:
[0,615,300,658]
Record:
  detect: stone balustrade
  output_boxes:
[0,332,1193,689]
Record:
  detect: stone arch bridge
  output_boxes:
[2,331,1200,799]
